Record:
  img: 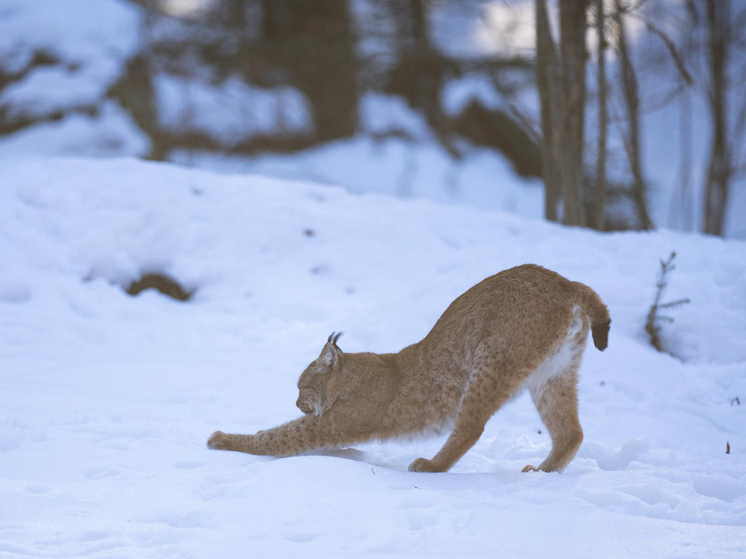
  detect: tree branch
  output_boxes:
[628,12,694,86]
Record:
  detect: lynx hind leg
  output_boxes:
[522,360,584,474]
[409,361,524,473]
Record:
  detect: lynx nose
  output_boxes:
[296,397,311,414]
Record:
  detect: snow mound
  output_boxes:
[0,100,150,158]
[154,74,313,145]
[0,0,142,117]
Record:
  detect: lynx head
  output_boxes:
[296,332,345,416]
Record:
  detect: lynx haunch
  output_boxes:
[208,264,610,473]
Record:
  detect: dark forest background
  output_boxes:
[1,0,744,236]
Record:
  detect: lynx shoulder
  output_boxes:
[208,264,610,473]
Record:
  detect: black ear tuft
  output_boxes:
[328,331,343,348]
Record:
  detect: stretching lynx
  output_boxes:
[208,264,610,473]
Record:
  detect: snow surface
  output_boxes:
[0,157,745,558]
[154,74,314,145]
[0,101,151,159]
[0,0,142,117]
[170,134,545,218]
[359,94,431,140]
[441,74,509,116]
[168,91,545,217]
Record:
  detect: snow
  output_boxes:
[154,74,314,145]
[441,74,508,116]
[473,0,647,58]
[359,93,431,140]
[1,157,744,557]
[1,0,742,240]
[171,135,544,217]
[0,66,106,122]
[474,0,537,57]
[0,0,141,114]
[0,101,151,158]
[166,92,544,219]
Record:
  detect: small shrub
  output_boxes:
[645,252,690,353]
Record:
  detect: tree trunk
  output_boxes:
[535,0,560,222]
[615,0,653,230]
[703,0,731,236]
[261,0,358,141]
[557,0,588,227]
[535,0,589,226]
[594,0,607,230]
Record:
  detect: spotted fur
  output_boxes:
[208,264,610,473]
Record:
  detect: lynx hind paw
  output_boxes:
[408,457,443,473]
[521,464,540,473]
[207,430,230,450]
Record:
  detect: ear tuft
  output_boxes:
[319,332,344,369]
[327,331,343,347]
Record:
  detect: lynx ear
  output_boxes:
[318,332,344,370]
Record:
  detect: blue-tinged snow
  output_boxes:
[154,74,314,145]
[0,0,142,115]
[0,158,744,558]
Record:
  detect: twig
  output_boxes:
[628,12,694,86]
[645,252,691,352]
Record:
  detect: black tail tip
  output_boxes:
[592,320,611,351]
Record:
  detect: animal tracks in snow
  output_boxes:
[576,469,746,525]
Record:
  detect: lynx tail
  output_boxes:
[572,282,611,351]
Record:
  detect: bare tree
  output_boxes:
[613,0,654,230]
[594,0,608,230]
[535,0,589,226]
[702,0,732,236]
[535,0,560,222]
[559,0,589,226]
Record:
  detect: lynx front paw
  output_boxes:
[521,464,540,473]
[207,430,231,450]
[408,457,443,473]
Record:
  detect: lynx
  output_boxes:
[208,264,610,473]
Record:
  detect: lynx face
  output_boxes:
[296,362,330,416]
[296,333,344,416]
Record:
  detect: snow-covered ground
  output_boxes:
[1,157,744,557]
